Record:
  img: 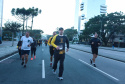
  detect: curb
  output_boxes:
[0,50,18,60]
[99,47,125,52]
[71,44,125,52]
[70,47,125,63]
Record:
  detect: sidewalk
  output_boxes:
[70,44,125,62]
[83,44,125,52]
[0,41,18,60]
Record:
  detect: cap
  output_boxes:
[59,27,64,30]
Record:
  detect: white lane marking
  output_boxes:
[79,59,119,82]
[0,53,18,63]
[42,60,45,78]
[42,49,44,51]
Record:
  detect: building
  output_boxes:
[0,0,3,43]
[74,0,106,34]
[74,0,80,34]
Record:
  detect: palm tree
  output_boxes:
[11,8,31,34]
[30,7,42,30]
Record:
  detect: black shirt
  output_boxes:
[17,41,22,49]
[90,38,101,48]
[31,40,37,48]
[51,35,69,54]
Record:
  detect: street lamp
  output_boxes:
[81,14,85,20]
[0,0,4,44]
[78,2,84,36]
[100,4,107,38]
[80,2,84,11]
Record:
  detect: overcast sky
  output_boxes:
[2,0,125,35]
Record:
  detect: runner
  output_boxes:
[51,27,69,80]
[17,36,22,60]
[90,32,101,67]
[21,32,33,68]
[47,32,56,67]
[41,40,42,46]
[37,39,40,46]
[31,38,37,60]
[45,40,48,46]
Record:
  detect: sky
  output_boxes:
[2,0,75,35]
[1,0,125,35]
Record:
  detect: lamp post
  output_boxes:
[0,0,4,44]
[100,4,107,39]
[78,2,84,35]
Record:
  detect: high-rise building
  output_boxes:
[84,0,106,20]
[74,0,80,33]
[74,0,106,34]
[0,0,3,43]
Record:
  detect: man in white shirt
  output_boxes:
[21,32,33,68]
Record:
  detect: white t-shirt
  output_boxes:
[21,36,33,50]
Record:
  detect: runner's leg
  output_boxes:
[59,54,65,77]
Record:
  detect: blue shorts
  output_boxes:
[21,50,30,55]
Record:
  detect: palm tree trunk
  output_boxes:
[23,20,25,35]
[26,19,28,31]
[31,16,33,30]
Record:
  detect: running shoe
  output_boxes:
[34,56,36,59]
[31,58,33,60]
[52,69,56,74]
[21,62,24,65]
[90,59,92,64]
[24,65,26,68]
[93,64,96,67]
[58,77,63,80]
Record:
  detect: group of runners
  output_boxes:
[17,27,101,80]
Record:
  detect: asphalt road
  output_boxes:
[0,45,120,84]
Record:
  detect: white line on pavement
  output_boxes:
[42,49,44,51]
[42,60,45,78]
[0,53,18,63]
[79,59,119,82]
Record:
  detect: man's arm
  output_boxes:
[89,39,92,44]
[66,37,69,49]
[51,35,58,49]
[66,37,69,52]
[47,37,52,46]
[98,39,101,46]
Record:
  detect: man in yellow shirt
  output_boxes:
[51,27,69,80]
[47,32,56,67]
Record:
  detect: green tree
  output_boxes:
[4,21,22,46]
[28,29,44,39]
[54,27,59,34]
[82,12,125,46]
[47,35,52,40]
[11,8,31,33]
[29,7,41,30]
[64,28,77,41]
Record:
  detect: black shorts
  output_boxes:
[31,48,36,54]
[92,48,98,55]
[50,47,54,56]
[21,50,30,55]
